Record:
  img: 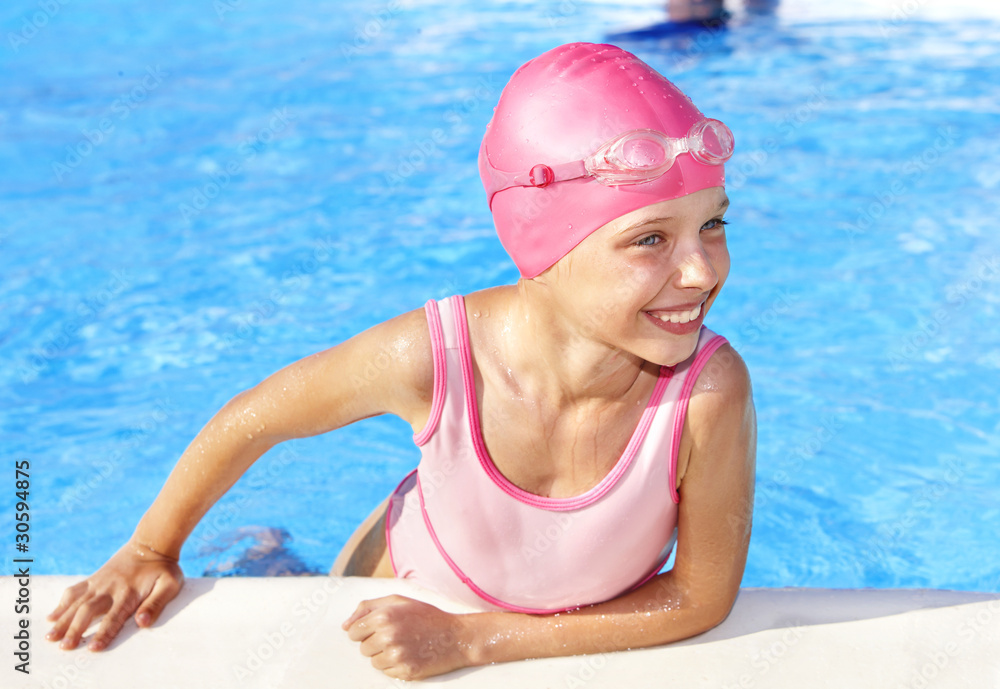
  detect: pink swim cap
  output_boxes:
[479,43,732,278]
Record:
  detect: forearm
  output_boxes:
[465,571,731,665]
[132,390,278,559]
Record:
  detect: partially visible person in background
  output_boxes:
[667,0,779,22]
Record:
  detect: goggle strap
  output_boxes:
[486,160,587,205]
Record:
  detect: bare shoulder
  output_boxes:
[461,285,519,356]
[372,287,513,428]
[676,342,755,486]
[686,342,754,432]
[346,303,436,429]
[462,284,518,315]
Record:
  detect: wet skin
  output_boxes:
[47,187,754,683]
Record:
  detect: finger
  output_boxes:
[359,631,390,658]
[342,598,378,630]
[46,592,91,643]
[87,596,135,652]
[369,649,393,671]
[47,581,88,621]
[346,613,379,643]
[59,596,113,650]
[134,573,183,628]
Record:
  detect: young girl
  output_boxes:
[46,42,756,681]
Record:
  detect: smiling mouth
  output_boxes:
[649,303,702,325]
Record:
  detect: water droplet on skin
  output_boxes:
[247,433,254,439]
[473,311,480,318]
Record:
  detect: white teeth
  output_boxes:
[655,303,701,325]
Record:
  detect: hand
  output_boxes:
[342,595,475,680]
[46,538,184,651]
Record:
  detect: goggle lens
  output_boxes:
[619,135,669,170]
[688,119,734,165]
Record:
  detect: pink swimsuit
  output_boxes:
[385,295,727,613]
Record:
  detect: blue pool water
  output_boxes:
[2,0,998,591]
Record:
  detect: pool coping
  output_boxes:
[7,575,999,688]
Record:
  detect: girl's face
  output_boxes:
[543,186,731,367]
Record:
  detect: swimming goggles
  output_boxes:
[485,118,734,201]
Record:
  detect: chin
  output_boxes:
[641,336,701,368]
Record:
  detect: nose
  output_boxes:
[674,237,718,293]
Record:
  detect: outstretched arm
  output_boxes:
[47,307,434,651]
[343,343,756,680]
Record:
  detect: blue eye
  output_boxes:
[702,218,729,232]
[636,234,661,247]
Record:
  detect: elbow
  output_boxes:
[692,589,740,635]
[220,387,283,447]
[657,577,739,638]
[646,576,740,641]
[706,597,738,631]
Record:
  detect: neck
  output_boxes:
[506,278,652,408]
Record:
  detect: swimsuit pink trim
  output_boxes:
[453,294,673,512]
[668,335,728,504]
[629,540,675,590]
[415,469,673,612]
[413,299,447,447]
[415,472,580,615]
[385,469,418,578]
